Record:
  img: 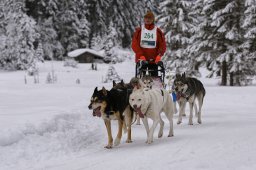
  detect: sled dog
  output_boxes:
[141,75,154,89]
[88,85,133,149]
[126,77,153,125]
[173,73,206,125]
[129,88,174,144]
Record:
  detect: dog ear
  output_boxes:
[133,86,138,91]
[176,74,181,79]
[94,87,98,93]
[113,80,116,87]
[121,79,124,86]
[138,79,144,87]
[102,87,108,96]
[182,72,186,79]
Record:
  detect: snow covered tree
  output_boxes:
[0,0,38,70]
[26,0,90,58]
[102,21,119,63]
[55,0,90,52]
[188,0,251,86]
[240,0,256,83]
[243,0,256,56]
[108,0,149,48]
[26,0,64,60]
[103,65,122,83]
[87,0,110,48]
[213,0,245,86]
[158,0,194,74]
[0,1,6,59]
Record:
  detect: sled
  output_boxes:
[135,61,165,88]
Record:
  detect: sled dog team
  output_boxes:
[88,73,206,149]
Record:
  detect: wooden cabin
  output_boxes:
[67,49,104,63]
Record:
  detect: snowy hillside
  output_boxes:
[1,60,256,170]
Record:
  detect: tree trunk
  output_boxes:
[221,60,227,86]
[230,72,234,86]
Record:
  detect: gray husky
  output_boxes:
[174,73,206,125]
[141,75,154,89]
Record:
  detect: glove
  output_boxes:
[155,55,161,63]
[139,56,146,61]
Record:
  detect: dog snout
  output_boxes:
[88,104,92,110]
[133,104,137,109]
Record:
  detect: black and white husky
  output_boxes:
[141,75,154,89]
[88,84,133,149]
[173,73,206,125]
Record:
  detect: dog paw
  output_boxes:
[104,145,113,149]
[188,122,193,125]
[146,138,153,144]
[168,134,174,137]
[114,138,121,146]
[147,140,153,144]
[158,133,163,138]
[177,120,182,124]
[126,139,133,143]
[198,120,202,124]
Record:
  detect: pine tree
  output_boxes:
[185,0,205,77]
[103,65,122,83]
[188,0,249,86]
[241,0,256,84]
[102,21,119,63]
[108,0,148,48]
[56,0,90,52]
[1,0,38,70]
[188,0,222,79]
[26,0,90,59]
[158,0,194,74]
[87,0,110,48]
[26,0,64,60]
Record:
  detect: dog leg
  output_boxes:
[114,119,123,146]
[194,101,198,117]
[182,102,186,116]
[188,101,194,125]
[197,94,204,124]
[136,114,141,125]
[104,119,113,149]
[147,119,159,144]
[174,102,178,114]
[125,110,133,143]
[177,100,185,124]
[158,117,164,138]
[141,117,150,143]
[166,113,174,137]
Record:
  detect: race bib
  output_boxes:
[140,25,157,48]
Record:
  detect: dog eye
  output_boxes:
[138,99,141,101]
[131,99,134,101]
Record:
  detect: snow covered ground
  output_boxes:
[1,59,256,170]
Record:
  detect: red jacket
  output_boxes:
[132,24,166,62]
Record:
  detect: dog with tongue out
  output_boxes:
[88,85,133,149]
[129,87,175,144]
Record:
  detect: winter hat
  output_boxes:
[144,11,155,22]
